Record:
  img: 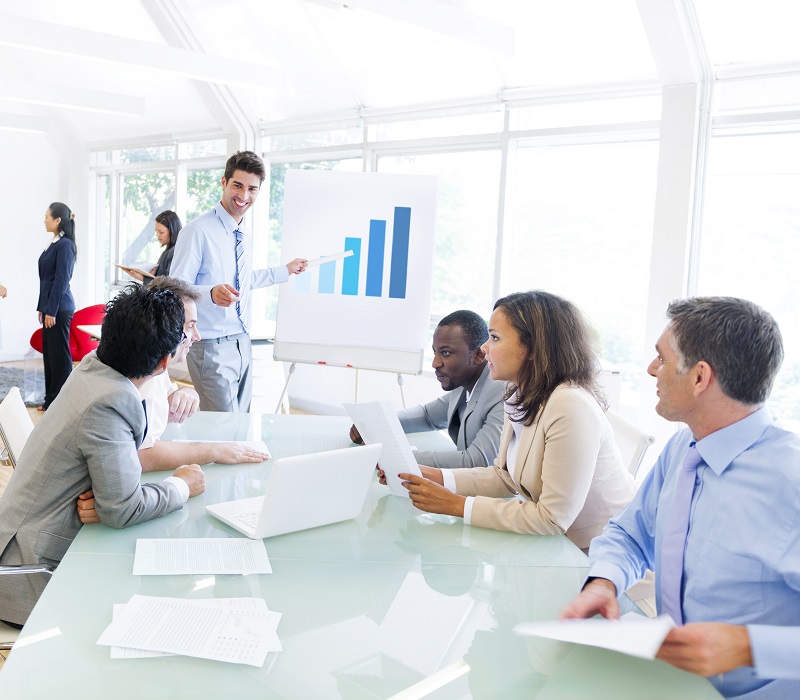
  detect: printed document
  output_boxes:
[343,400,422,498]
[98,595,282,667]
[133,538,272,575]
[514,612,675,660]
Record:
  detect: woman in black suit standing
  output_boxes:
[38,202,77,410]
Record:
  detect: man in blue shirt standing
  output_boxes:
[563,296,800,699]
[171,151,307,412]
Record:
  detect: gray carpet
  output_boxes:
[0,366,45,407]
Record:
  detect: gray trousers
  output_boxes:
[186,333,252,412]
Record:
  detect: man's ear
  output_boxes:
[692,361,714,396]
[473,346,486,364]
[155,355,170,374]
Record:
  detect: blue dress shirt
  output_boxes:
[170,205,289,339]
[588,408,800,699]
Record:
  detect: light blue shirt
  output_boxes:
[588,407,800,699]
[170,205,289,339]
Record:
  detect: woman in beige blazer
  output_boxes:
[400,290,636,550]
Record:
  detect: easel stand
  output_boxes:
[274,363,409,413]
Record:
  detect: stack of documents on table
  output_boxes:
[343,400,422,498]
[514,612,675,659]
[98,595,282,666]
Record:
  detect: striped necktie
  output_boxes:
[660,444,703,624]
[234,228,250,333]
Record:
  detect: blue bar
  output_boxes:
[342,237,361,295]
[389,207,411,299]
[294,267,311,293]
[319,258,335,294]
[366,220,385,297]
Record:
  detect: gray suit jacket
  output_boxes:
[0,354,184,624]
[398,364,505,469]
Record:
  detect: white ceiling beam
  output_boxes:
[0,78,144,117]
[0,14,283,92]
[302,0,514,54]
[0,113,49,133]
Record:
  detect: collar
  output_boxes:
[213,205,244,236]
[695,406,772,476]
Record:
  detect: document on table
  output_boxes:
[98,595,282,666]
[343,400,422,498]
[514,612,675,660]
[133,538,272,575]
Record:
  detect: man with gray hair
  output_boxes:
[562,296,800,699]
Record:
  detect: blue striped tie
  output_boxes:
[234,228,250,333]
[660,444,703,624]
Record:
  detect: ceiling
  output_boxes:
[1,0,799,146]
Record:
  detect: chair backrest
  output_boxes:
[69,304,106,361]
[29,327,44,354]
[606,409,655,479]
[0,387,34,468]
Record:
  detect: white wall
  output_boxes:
[0,120,89,361]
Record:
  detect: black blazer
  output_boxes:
[37,237,76,317]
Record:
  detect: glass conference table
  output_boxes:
[0,414,721,699]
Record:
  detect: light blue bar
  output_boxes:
[366,219,385,297]
[389,207,411,299]
[294,268,311,293]
[319,258,335,294]
[342,237,361,295]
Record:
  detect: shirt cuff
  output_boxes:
[585,562,629,598]
[441,470,457,492]
[163,476,190,503]
[463,496,475,525]
[275,265,291,283]
[748,625,800,679]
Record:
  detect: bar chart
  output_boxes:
[295,206,412,299]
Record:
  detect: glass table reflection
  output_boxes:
[0,414,721,699]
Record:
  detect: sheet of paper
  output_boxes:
[305,250,354,267]
[133,538,272,575]
[109,598,270,659]
[98,595,282,667]
[171,439,270,458]
[514,612,675,660]
[343,400,421,498]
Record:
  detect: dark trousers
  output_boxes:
[41,310,73,409]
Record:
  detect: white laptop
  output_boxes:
[205,444,382,539]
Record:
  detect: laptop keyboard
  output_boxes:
[234,511,260,528]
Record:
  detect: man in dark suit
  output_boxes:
[350,310,505,469]
[0,283,206,626]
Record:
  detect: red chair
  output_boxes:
[29,304,106,362]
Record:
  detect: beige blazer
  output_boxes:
[452,384,636,550]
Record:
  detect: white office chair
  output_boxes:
[0,387,34,468]
[606,409,655,479]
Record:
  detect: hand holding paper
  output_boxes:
[515,612,675,660]
[343,400,421,498]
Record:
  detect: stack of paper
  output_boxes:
[98,595,282,667]
[133,538,273,575]
[514,612,675,659]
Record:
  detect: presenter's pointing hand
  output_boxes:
[286,258,308,275]
[211,283,240,307]
[174,464,206,497]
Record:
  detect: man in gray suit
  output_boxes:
[0,283,206,626]
[350,310,505,469]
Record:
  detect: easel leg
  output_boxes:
[274,362,296,414]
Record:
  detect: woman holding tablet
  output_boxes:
[400,290,636,550]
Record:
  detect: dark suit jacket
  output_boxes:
[37,236,76,317]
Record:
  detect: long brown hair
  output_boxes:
[495,290,606,425]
